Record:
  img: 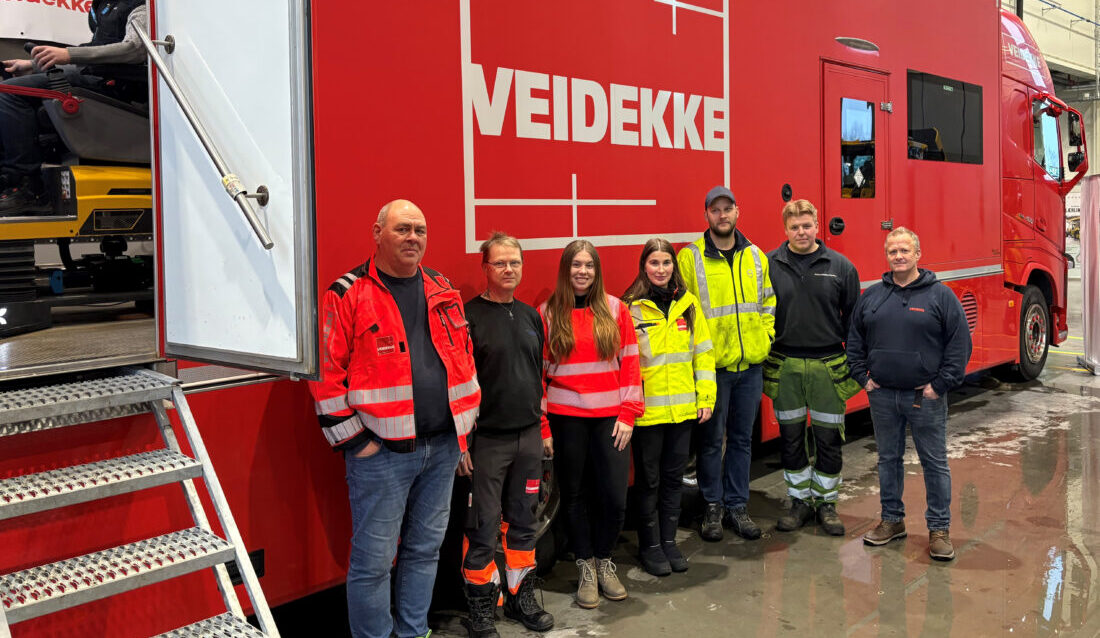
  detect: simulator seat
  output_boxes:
[41,86,150,165]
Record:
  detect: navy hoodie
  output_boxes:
[846,269,972,397]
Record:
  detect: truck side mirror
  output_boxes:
[1068,151,1085,172]
[1069,112,1083,147]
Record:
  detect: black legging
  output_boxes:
[631,420,694,547]
[549,414,629,559]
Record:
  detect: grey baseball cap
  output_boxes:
[704,185,736,209]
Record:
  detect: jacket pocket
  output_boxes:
[867,349,925,389]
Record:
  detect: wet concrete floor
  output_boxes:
[432,275,1100,638]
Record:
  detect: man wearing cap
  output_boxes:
[678,185,776,541]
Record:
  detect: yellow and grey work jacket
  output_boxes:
[629,292,717,427]
[677,230,776,372]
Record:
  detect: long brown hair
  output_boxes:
[546,240,620,363]
[621,238,694,332]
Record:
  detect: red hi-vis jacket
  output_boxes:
[308,259,481,452]
[539,295,644,426]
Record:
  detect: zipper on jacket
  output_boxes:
[732,249,746,367]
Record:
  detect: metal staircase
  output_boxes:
[0,367,278,637]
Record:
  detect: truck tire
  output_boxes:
[1009,285,1049,381]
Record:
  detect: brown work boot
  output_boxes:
[575,558,599,609]
[596,557,628,601]
[862,519,907,546]
[929,530,956,561]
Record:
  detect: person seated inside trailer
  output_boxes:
[0,0,148,214]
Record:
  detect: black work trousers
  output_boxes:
[549,414,629,560]
[462,425,543,591]
[631,419,694,547]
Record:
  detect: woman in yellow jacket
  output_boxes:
[622,238,717,576]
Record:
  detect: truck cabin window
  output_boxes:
[1033,103,1063,181]
[907,71,983,164]
[841,98,875,199]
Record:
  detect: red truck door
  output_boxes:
[149,1,319,379]
[822,63,891,280]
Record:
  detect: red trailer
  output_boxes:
[0,1,1087,635]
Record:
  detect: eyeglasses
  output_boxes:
[487,260,523,270]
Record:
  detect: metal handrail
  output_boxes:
[135,27,275,250]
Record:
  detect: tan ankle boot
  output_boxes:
[596,557,627,601]
[929,530,955,561]
[575,558,599,609]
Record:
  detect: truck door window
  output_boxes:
[841,98,875,199]
[907,71,983,164]
[1033,104,1062,181]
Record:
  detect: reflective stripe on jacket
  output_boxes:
[677,231,776,371]
[308,259,481,452]
[539,295,644,425]
[628,291,717,426]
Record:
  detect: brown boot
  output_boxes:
[862,519,907,546]
[575,558,599,609]
[596,557,628,601]
[929,530,956,561]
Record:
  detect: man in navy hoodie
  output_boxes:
[846,227,971,561]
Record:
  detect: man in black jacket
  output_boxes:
[847,227,972,561]
[0,0,147,212]
[765,200,862,536]
[458,232,554,638]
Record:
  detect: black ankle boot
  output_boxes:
[503,574,554,631]
[464,582,500,638]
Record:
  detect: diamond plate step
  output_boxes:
[156,613,267,637]
[0,449,203,521]
[0,527,234,623]
[0,368,176,432]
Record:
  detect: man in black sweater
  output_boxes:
[458,232,553,638]
[847,227,972,561]
[765,200,861,536]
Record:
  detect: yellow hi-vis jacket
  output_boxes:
[677,230,777,372]
[628,291,717,427]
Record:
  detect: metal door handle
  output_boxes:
[136,27,275,250]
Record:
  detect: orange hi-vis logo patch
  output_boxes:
[526,479,540,494]
[909,307,926,312]
[676,317,688,331]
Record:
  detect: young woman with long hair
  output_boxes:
[621,238,716,576]
[540,239,643,609]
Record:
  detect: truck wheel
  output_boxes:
[1010,285,1049,381]
[533,457,562,575]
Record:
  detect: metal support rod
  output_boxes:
[135,27,275,250]
[149,400,245,621]
[171,387,280,637]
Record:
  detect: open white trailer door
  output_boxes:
[149,0,317,378]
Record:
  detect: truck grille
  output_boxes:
[961,292,978,332]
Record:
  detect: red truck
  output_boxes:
[0,1,1087,635]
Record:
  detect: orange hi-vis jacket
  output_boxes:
[309,258,481,452]
[539,295,644,426]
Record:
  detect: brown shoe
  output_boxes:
[929,530,955,561]
[575,558,599,609]
[596,558,628,601]
[862,519,907,546]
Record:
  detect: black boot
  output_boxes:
[0,175,48,215]
[700,502,724,542]
[464,582,500,638]
[637,522,671,576]
[660,514,688,572]
[503,574,554,632]
[776,498,816,532]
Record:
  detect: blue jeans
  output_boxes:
[696,365,762,509]
[867,388,951,530]
[344,433,461,638]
